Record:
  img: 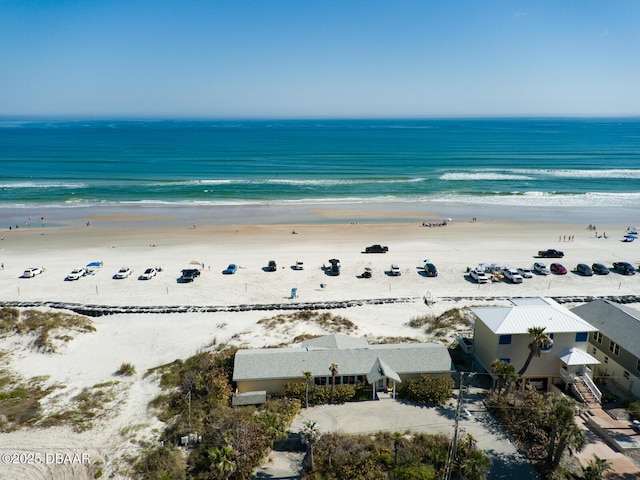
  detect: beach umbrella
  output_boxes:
[87,261,102,267]
[329,258,340,264]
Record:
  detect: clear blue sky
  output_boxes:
[1,0,638,118]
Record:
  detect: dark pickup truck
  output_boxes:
[365,244,389,253]
[538,249,564,258]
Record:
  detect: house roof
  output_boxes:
[571,299,640,358]
[558,347,600,366]
[302,334,369,350]
[232,336,451,382]
[470,297,597,335]
[367,357,402,384]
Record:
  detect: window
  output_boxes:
[593,332,603,343]
[604,356,609,364]
[314,377,328,386]
[499,335,512,345]
[343,376,356,385]
[575,332,588,342]
[499,358,511,364]
[624,371,630,380]
[637,359,640,373]
[592,347,597,355]
[541,333,554,351]
[609,341,620,356]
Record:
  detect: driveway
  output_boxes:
[289,388,539,479]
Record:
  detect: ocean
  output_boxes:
[1,118,640,225]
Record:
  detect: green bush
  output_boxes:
[333,384,356,403]
[115,362,136,376]
[396,375,454,405]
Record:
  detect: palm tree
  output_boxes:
[545,395,586,470]
[490,359,517,392]
[303,370,312,408]
[208,445,236,480]
[300,420,321,471]
[329,363,339,404]
[518,326,553,376]
[582,455,612,480]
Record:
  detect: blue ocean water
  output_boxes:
[1,118,640,211]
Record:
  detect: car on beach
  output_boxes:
[180,269,200,282]
[592,263,610,275]
[140,267,157,280]
[517,267,533,278]
[365,244,389,253]
[469,268,489,284]
[23,267,44,278]
[222,264,238,275]
[267,260,277,272]
[390,264,401,276]
[538,249,564,258]
[613,262,636,275]
[66,268,86,281]
[423,263,438,277]
[533,262,551,275]
[575,264,593,276]
[293,261,304,270]
[550,263,567,275]
[114,267,132,279]
[503,269,524,284]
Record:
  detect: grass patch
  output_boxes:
[407,308,468,337]
[115,362,136,376]
[0,376,57,432]
[257,310,357,334]
[0,307,95,353]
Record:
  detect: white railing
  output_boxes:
[456,331,474,353]
[559,369,575,384]
[582,374,602,404]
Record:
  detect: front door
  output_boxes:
[377,378,387,391]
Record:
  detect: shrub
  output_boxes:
[396,375,454,405]
[115,362,136,376]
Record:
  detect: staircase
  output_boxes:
[573,377,600,409]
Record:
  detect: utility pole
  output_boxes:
[444,372,473,480]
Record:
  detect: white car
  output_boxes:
[23,267,43,278]
[469,268,489,284]
[293,261,305,270]
[140,267,157,280]
[503,269,524,284]
[66,268,86,281]
[390,264,401,276]
[517,267,533,278]
[533,262,551,275]
[114,267,132,279]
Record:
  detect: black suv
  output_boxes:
[613,262,636,275]
[181,269,201,282]
[424,263,438,277]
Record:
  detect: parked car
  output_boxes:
[222,264,238,275]
[267,260,277,272]
[517,267,533,278]
[533,262,551,275]
[575,264,593,276]
[66,267,86,281]
[469,268,489,284]
[538,249,564,258]
[592,263,610,275]
[503,269,524,284]
[140,267,157,280]
[180,269,200,282]
[114,267,132,279]
[390,264,401,276]
[365,244,389,253]
[613,262,636,275]
[293,261,305,270]
[23,267,43,278]
[423,263,438,277]
[550,263,567,275]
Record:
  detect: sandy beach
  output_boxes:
[1,212,639,479]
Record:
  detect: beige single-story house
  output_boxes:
[232,334,453,399]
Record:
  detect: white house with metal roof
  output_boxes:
[572,299,640,400]
[232,334,453,398]
[468,298,599,399]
